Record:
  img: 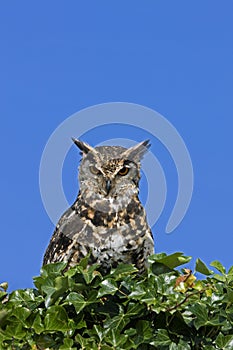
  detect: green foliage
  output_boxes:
[1,253,233,349]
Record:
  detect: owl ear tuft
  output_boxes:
[124,140,151,161]
[71,138,95,155]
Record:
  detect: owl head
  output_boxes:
[72,138,150,206]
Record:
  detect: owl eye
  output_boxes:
[90,165,100,175]
[118,166,129,176]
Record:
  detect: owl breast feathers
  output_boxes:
[43,139,154,273]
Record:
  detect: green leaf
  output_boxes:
[135,320,153,344]
[227,265,233,275]
[92,324,108,341]
[32,313,44,334]
[195,258,213,275]
[104,310,129,333]
[125,302,145,318]
[33,275,45,290]
[150,252,192,269]
[151,262,173,275]
[155,274,177,296]
[148,252,167,261]
[75,334,94,348]
[110,264,138,279]
[60,338,75,349]
[54,275,69,290]
[213,273,226,282]
[106,329,128,347]
[36,334,58,349]
[215,334,233,348]
[46,276,69,307]
[2,252,233,349]
[12,306,31,322]
[0,309,8,326]
[225,287,233,303]
[7,288,43,312]
[64,292,86,313]
[81,264,101,284]
[192,280,204,291]
[170,342,191,350]
[140,290,158,307]
[124,328,137,337]
[97,279,118,297]
[151,329,172,346]
[38,276,55,295]
[78,253,92,269]
[189,303,208,329]
[206,315,226,327]
[128,284,146,300]
[44,305,69,331]
[4,323,27,340]
[210,260,226,274]
[40,261,67,276]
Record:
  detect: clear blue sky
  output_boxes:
[1,1,232,290]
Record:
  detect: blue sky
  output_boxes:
[1,1,232,290]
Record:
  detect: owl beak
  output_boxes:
[106,179,111,194]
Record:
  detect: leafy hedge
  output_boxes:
[1,252,233,349]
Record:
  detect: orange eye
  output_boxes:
[90,166,100,175]
[118,166,129,176]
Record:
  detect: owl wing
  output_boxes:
[43,206,85,265]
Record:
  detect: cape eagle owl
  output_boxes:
[43,139,154,273]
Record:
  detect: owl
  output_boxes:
[43,139,154,273]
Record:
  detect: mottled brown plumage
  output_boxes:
[43,139,154,273]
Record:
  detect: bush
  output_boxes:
[0,252,233,349]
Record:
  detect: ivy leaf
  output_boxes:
[4,323,26,340]
[81,264,101,284]
[40,262,67,276]
[215,334,233,348]
[75,334,93,348]
[170,342,191,350]
[151,329,172,346]
[12,307,31,323]
[225,287,233,303]
[1,254,233,349]
[0,310,8,326]
[149,252,192,269]
[210,260,226,274]
[32,313,44,334]
[44,305,69,331]
[135,320,153,345]
[189,303,208,329]
[60,338,75,349]
[106,329,128,347]
[97,279,118,297]
[227,265,233,275]
[125,302,145,318]
[213,274,226,282]
[7,289,42,311]
[195,258,213,275]
[47,276,69,306]
[151,262,173,275]
[110,264,138,279]
[54,275,69,290]
[36,334,58,349]
[104,310,129,333]
[92,324,108,342]
[64,292,87,313]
